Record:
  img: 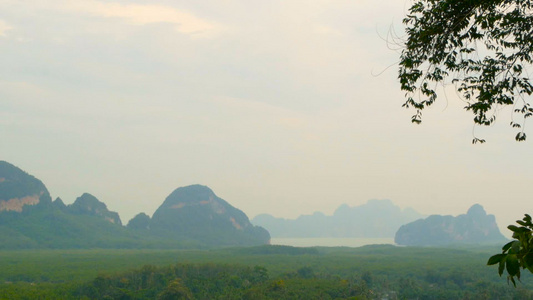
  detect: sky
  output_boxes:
[0,0,531,237]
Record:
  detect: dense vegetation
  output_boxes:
[1,245,532,299]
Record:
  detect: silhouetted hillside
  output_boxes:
[395,204,507,246]
[127,213,151,231]
[68,193,122,225]
[151,185,270,246]
[252,199,423,238]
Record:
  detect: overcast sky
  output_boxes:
[1,0,531,236]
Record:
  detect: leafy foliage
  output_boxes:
[488,214,533,286]
[399,0,533,142]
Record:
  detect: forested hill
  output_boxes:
[143,185,270,247]
[0,161,270,249]
[0,161,52,212]
[252,199,424,238]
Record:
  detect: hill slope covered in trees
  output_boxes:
[0,161,269,249]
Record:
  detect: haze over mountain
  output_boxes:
[0,161,269,249]
[252,199,424,238]
[395,204,507,246]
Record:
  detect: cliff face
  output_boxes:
[395,204,507,246]
[150,185,270,246]
[0,161,51,212]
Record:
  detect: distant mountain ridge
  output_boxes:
[252,199,424,238]
[0,161,269,249]
[395,204,507,246]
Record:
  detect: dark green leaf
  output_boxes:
[524,253,533,270]
[487,254,505,265]
[524,214,531,222]
[508,225,520,232]
[506,255,520,276]
[502,241,514,252]
[498,259,505,277]
[510,241,521,254]
[508,275,517,288]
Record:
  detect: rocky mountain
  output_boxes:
[0,161,52,212]
[395,204,507,246]
[252,199,424,238]
[68,193,122,225]
[0,161,270,249]
[150,185,270,246]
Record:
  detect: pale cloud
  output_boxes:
[0,19,12,36]
[65,1,221,37]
